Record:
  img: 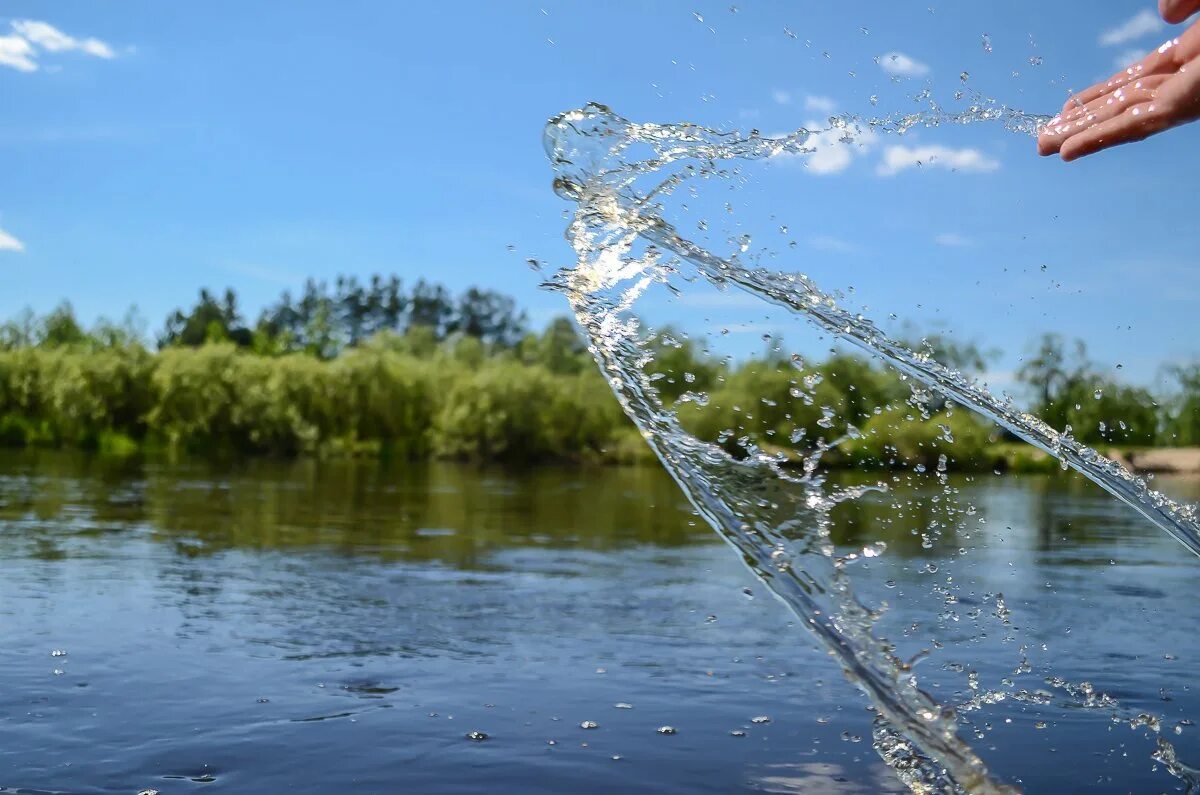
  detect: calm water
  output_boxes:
[1,451,1198,794]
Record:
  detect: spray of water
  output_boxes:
[543,101,1200,792]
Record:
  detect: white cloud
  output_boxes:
[0,34,37,72]
[0,20,115,72]
[877,144,1000,176]
[809,235,861,253]
[772,89,792,105]
[934,233,974,247]
[1099,9,1164,47]
[803,128,856,174]
[804,95,836,114]
[770,122,878,175]
[879,51,930,77]
[0,228,25,253]
[803,123,878,175]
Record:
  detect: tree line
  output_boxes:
[0,276,1196,465]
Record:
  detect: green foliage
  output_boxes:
[0,331,626,463]
[1163,364,1200,445]
[0,296,1196,470]
[231,276,526,359]
[844,407,994,470]
[1017,334,1159,445]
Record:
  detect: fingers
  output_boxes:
[1039,76,1169,156]
[1060,45,1177,114]
[1160,0,1200,24]
[1059,103,1172,161]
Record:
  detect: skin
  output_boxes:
[1037,0,1200,161]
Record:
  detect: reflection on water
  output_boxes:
[0,451,1198,793]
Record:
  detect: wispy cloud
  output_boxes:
[1099,9,1164,47]
[217,261,304,286]
[0,34,37,72]
[0,20,115,72]
[879,51,930,77]
[809,235,861,254]
[877,145,999,176]
[804,95,836,114]
[771,89,792,105]
[1112,47,1146,70]
[0,227,25,253]
[934,233,974,247]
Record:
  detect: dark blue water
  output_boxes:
[0,451,1197,793]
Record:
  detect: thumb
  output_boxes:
[1160,0,1200,24]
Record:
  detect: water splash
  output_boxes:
[542,101,1199,792]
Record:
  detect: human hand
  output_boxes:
[1038,4,1200,161]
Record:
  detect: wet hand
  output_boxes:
[1038,8,1200,161]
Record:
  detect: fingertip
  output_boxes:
[1159,0,1187,24]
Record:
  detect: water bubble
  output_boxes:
[581,720,599,729]
[1029,55,1043,66]
[50,649,67,657]
[730,729,746,737]
[981,33,992,52]
[466,731,489,741]
[657,725,678,735]
[750,715,772,724]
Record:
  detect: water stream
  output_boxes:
[543,101,1200,793]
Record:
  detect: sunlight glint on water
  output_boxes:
[543,101,1200,793]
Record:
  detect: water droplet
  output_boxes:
[730,729,746,737]
[614,702,634,709]
[981,33,992,52]
[1094,389,1103,400]
[750,715,771,724]
[581,720,599,729]
[1029,55,1043,66]
[693,11,704,22]
[50,649,67,658]
[657,725,678,735]
[466,731,489,741]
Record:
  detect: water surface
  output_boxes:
[0,451,1197,793]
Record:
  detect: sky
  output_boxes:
[2,1,1198,390]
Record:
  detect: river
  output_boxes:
[1,451,1198,793]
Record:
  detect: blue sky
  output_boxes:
[2,1,1198,389]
